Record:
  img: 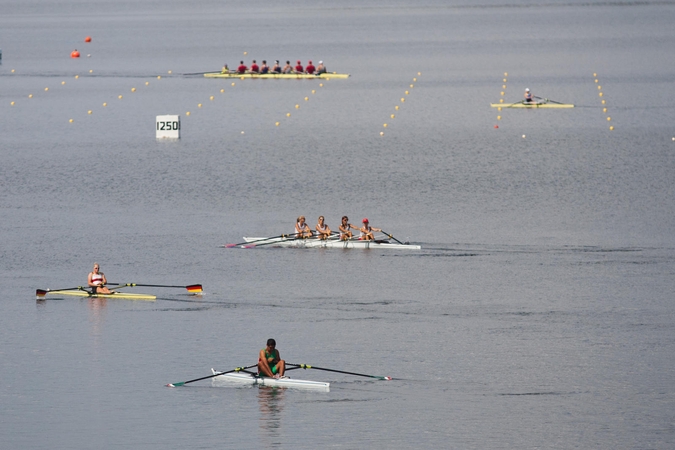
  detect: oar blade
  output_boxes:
[36,289,48,297]
[224,243,238,248]
[166,382,184,387]
[186,284,202,293]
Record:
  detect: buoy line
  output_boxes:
[379,72,421,136]
[593,73,613,131]
[493,72,508,129]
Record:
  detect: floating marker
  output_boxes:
[286,113,291,117]
[503,78,507,82]
[168,70,172,74]
[503,85,506,89]
[497,107,502,111]
[210,96,214,100]
[602,100,606,104]
[395,106,399,110]
[417,72,421,76]
[186,111,190,116]
[295,104,299,109]
[410,84,414,88]
[595,79,599,83]
[157,76,161,79]
[10,101,15,106]
[391,114,395,119]
[61,81,66,85]
[494,125,499,128]
[598,85,601,90]
[603,108,607,112]
[85,36,91,42]
[413,78,416,82]
[609,126,614,130]
[243,51,247,55]
[198,103,202,108]
[156,115,180,139]
[319,83,323,87]
[45,87,48,91]
[75,75,79,79]
[221,89,224,93]
[499,99,504,103]
[304,97,308,101]
[607,117,611,121]
[275,122,280,126]
[522,135,526,138]
[599,92,603,97]
[118,95,123,99]
[145,81,149,85]
[131,87,136,92]
[401,98,405,102]
[28,94,32,98]
[405,91,409,95]
[241,131,245,134]
[89,69,93,73]
[69,119,73,123]
[311,90,315,94]
[383,123,388,128]
[102,102,107,106]
[504,72,508,76]
[593,73,597,77]
[231,82,235,86]
[497,116,501,120]
[500,91,504,96]
[380,131,384,136]
[11,69,15,73]
[88,110,92,114]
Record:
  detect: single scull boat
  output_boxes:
[39,289,156,300]
[491,102,574,108]
[211,369,330,390]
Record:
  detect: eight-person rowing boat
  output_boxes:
[203,72,349,79]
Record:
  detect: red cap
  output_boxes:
[308,60,312,64]
[362,218,369,223]
[297,60,301,64]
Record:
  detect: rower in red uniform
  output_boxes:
[305,60,316,74]
[237,61,247,74]
[250,60,259,73]
[294,60,304,73]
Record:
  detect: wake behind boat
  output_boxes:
[239,236,421,250]
[211,369,330,390]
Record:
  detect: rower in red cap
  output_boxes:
[294,60,304,73]
[359,218,382,241]
[305,60,316,74]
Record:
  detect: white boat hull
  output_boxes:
[242,237,421,250]
[211,369,330,390]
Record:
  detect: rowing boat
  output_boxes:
[491,102,574,108]
[211,369,330,390]
[203,72,349,79]
[242,236,421,250]
[41,289,156,300]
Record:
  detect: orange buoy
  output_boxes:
[85,36,92,43]
[71,50,80,58]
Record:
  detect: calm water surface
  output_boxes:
[1,1,675,449]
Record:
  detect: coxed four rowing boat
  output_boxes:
[211,369,330,390]
[204,72,349,79]
[241,236,421,250]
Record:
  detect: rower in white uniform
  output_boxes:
[315,216,332,240]
[359,218,382,241]
[88,263,112,294]
[295,216,313,238]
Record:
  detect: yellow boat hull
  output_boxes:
[491,103,574,108]
[45,290,156,300]
[204,72,349,79]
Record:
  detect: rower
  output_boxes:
[237,61,247,74]
[359,218,382,241]
[305,60,316,74]
[258,339,286,379]
[250,60,259,73]
[282,61,293,74]
[260,60,269,74]
[295,216,313,238]
[88,263,112,294]
[315,61,326,75]
[524,88,533,103]
[221,63,231,74]
[339,216,358,241]
[294,60,304,73]
[315,216,332,240]
[271,60,281,73]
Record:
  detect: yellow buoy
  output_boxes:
[89,69,93,73]
[380,131,384,136]
[395,105,399,110]
[500,92,504,96]
[503,85,506,89]
[391,114,395,119]
[522,135,526,138]
[11,69,15,73]
[62,81,66,85]
[231,82,235,86]
[131,87,136,92]
[601,100,606,104]
[157,76,161,80]
[275,122,280,126]
[103,102,107,106]
[221,89,225,93]
[595,79,598,83]
[401,98,405,102]
[88,110,92,114]
[241,131,245,134]
[145,81,149,85]
[75,75,79,79]
[593,73,597,77]
[503,78,507,82]
[240,76,244,80]
[118,95,123,99]
[69,119,73,123]
[45,87,49,91]
[168,70,172,74]
[186,111,190,116]
[295,104,299,109]
[243,51,247,55]
[405,91,409,95]
[28,94,33,98]
[304,97,309,101]
[410,84,414,88]
[210,96,214,100]
[198,103,202,108]
[499,99,504,103]
[10,101,15,106]
[504,72,508,76]
[609,126,614,130]
[383,123,388,128]
[286,113,291,117]
[597,86,601,90]
[497,116,501,120]
[599,92,603,97]
[607,117,611,121]
[312,90,316,94]
[319,83,323,87]
[417,72,421,76]
[497,107,502,111]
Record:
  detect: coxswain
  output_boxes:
[524,88,533,103]
[315,61,327,74]
[294,60,304,73]
[237,61,248,74]
[339,216,358,241]
[258,339,286,379]
[305,60,316,74]
[315,216,332,240]
[88,263,112,294]
[295,216,313,238]
[260,60,269,74]
[271,60,281,73]
[359,218,382,241]
[282,61,293,74]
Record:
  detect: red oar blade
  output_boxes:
[36,289,48,297]
[224,244,238,248]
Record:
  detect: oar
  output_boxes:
[504,100,526,108]
[36,286,87,297]
[242,234,310,248]
[534,95,564,105]
[108,283,202,293]
[287,363,392,380]
[223,234,294,248]
[379,230,406,245]
[166,364,258,387]
[182,71,214,76]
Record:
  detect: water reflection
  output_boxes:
[257,387,285,445]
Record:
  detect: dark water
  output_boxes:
[1,1,675,448]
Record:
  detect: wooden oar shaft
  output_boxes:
[288,363,391,380]
[166,364,257,387]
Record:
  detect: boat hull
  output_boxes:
[211,369,330,390]
[204,72,349,79]
[242,237,421,250]
[491,103,574,108]
[44,290,156,300]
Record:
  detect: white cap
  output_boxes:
[525,88,530,92]
[319,61,323,64]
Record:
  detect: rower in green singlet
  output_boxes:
[258,338,286,378]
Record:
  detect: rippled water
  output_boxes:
[1,1,675,449]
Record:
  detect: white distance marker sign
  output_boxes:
[156,115,180,139]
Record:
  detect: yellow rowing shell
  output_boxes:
[45,290,156,300]
[491,103,574,108]
[204,72,350,79]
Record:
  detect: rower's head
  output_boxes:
[286,61,290,64]
[266,338,276,349]
[240,61,244,64]
[308,60,312,64]
[275,60,279,64]
[319,61,323,65]
[262,60,266,64]
[93,263,100,272]
[525,88,530,92]
[252,60,256,63]
[318,216,324,223]
[297,60,301,64]
[297,215,305,223]
[342,216,348,223]
[362,218,369,224]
